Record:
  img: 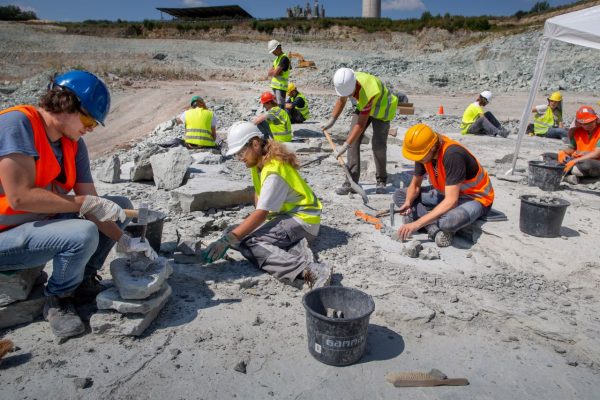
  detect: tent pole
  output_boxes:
[506,36,552,175]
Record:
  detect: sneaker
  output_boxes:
[375,182,387,194]
[43,296,85,338]
[434,231,454,247]
[335,185,356,195]
[73,274,105,303]
[304,263,333,289]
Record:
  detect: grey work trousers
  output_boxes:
[273,89,286,109]
[392,187,489,233]
[468,111,502,136]
[344,113,390,186]
[238,216,317,282]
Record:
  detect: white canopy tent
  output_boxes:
[507,5,600,175]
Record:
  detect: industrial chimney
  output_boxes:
[362,0,381,18]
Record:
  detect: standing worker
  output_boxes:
[174,95,218,149]
[321,68,398,195]
[0,70,156,339]
[460,91,509,137]
[254,91,293,143]
[528,91,567,139]
[285,83,310,124]
[203,122,331,288]
[394,123,494,247]
[267,39,291,109]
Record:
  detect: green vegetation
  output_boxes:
[514,1,551,19]
[0,5,37,21]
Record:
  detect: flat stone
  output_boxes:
[284,140,322,153]
[150,147,192,190]
[0,283,45,329]
[402,240,422,258]
[90,291,169,336]
[96,154,121,183]
[0,266,45,306]
[110,257,173,300]
[191,152,223,164]
[169,177,254,212]
[96,283,172,314]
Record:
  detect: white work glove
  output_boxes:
[79,195,126,222]
[333,142,350,159]
[320,117,337,131]
[117,234,158,261]
[202,232,239,263]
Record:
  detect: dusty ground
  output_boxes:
[1,21,600,400]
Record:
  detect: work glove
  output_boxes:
[333,142,349,159]
[563,159,577,174]
[320,117,337,131]
[557,150,570,164]
[117,234,158,261]
[79,195,126,222]
[202,232,239,263]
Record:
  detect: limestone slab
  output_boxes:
[0,283,45,329]
[110,257,173,300]
[97,154,121,183]
[150,147,192,190]
[96,283,172,314]
[169,177,254,212]
[0,266,45,306]
[191,152,224,164]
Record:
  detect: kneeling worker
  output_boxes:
[253,91,292,142]
[559,105,600,184]
[285,83,310,124]
[395,123,494,247]
[203,122,331,288]
[174,95,218,149]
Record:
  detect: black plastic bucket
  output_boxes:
[519,195,570,238]
[528,160,563,191]
[124,210,166,252]
[302,286,375,366]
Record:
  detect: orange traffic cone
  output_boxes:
[438,105,444,115]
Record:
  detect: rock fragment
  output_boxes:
[150,147,192,190]
[402,240,422,258]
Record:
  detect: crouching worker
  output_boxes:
[0,70,157,339]
[253,91,293,143]
[394,123,494,247]
[203,122,331,288]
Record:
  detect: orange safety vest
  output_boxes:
[0,105,78,232]
[423,135,494,207]
[572,125,600,158]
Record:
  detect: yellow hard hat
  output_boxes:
[548,91,562,102]
[287,82,296,95]
[402,123,438,161]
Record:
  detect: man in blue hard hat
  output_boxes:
[0,70,157,339]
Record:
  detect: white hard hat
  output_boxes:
[226,121,264,156]
[333,68,356,97]
[267,39,281,54]
[480,90,493,102]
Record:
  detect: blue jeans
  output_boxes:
[0,196,131,296]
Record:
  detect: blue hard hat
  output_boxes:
[53,70,111,125]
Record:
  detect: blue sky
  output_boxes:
[2,0,580,21]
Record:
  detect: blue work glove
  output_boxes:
[203,232,239,263]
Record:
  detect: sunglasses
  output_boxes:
[78,108,98,129]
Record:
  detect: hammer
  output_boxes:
[124,204,149,242]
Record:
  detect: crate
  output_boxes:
[398,102,415,115]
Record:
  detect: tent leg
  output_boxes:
[506,36,552,175]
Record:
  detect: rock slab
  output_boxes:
[131,145,161,182]
[0,266,45,306]
[169,177,254,212]
[97,283,172,314]
[0,283,45,329]
[110,257,173,300]
[97,154,121,183]
[150,147,192,190]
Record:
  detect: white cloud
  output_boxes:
[182,0,206,6]
[382,0,426,11]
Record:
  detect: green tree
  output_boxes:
[0,5,37,21]
[530,1,550,14]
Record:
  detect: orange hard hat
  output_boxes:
[402,123,439,161]
[260,91,275,104]
[576,106,598,124]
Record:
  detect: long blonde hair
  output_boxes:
[262,139,299,169]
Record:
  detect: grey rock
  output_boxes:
[97,154,121,183]
[96,283,172,314]
[176,239,201,256]
[73,377,93,389]
[131,146,157,182]
[110,257,173,300]
[150,147,192,190]
[191,152,224,164]
[169,178,254,212]
[0,265,45,306]
[402,240,422,258]
[234,360,247,374]
[450,296,459,303]
[419,247,441,260]
[0,282,45,329]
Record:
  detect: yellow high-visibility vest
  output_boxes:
[355,72,398,122]
[271,53,290,91]
[290,92,310,120]
[267,106,292,142]
[184,108,215,147]
[534,107,561,136]
[460,103,484,135]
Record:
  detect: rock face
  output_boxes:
[0,266,45,306]
[150,147,192,190]
[97,154,121,183]
[0,283,45,329]
[110,257,173,300]
[96,283,172,314]
[169,178,254,212]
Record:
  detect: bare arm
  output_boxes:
[574,147,600,163]
[413,184,460,230]
[211,126,217,140]
[253,114,268,125]
[231,209,269,240]
[74,182,123,241]
[330,97,347,119]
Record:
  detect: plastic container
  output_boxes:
[528,160,564,191]
[124,210,166,252]
[519,195,570,238]
[302,286,375,366]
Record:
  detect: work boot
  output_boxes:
[335,184,355,195]
[303,262,333,289]
[425,224,441,241]
[43,296,85,339]
[73,274,105,304]
[434,231,454,247]
[375,181,387,194]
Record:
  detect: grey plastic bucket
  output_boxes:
[302,286,375,366]
[124,210,166,252]
[528,160,563,191]
[519,195,570,238]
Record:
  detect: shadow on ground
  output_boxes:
[360,324,405,364]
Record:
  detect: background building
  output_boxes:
[362,0,381,18]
